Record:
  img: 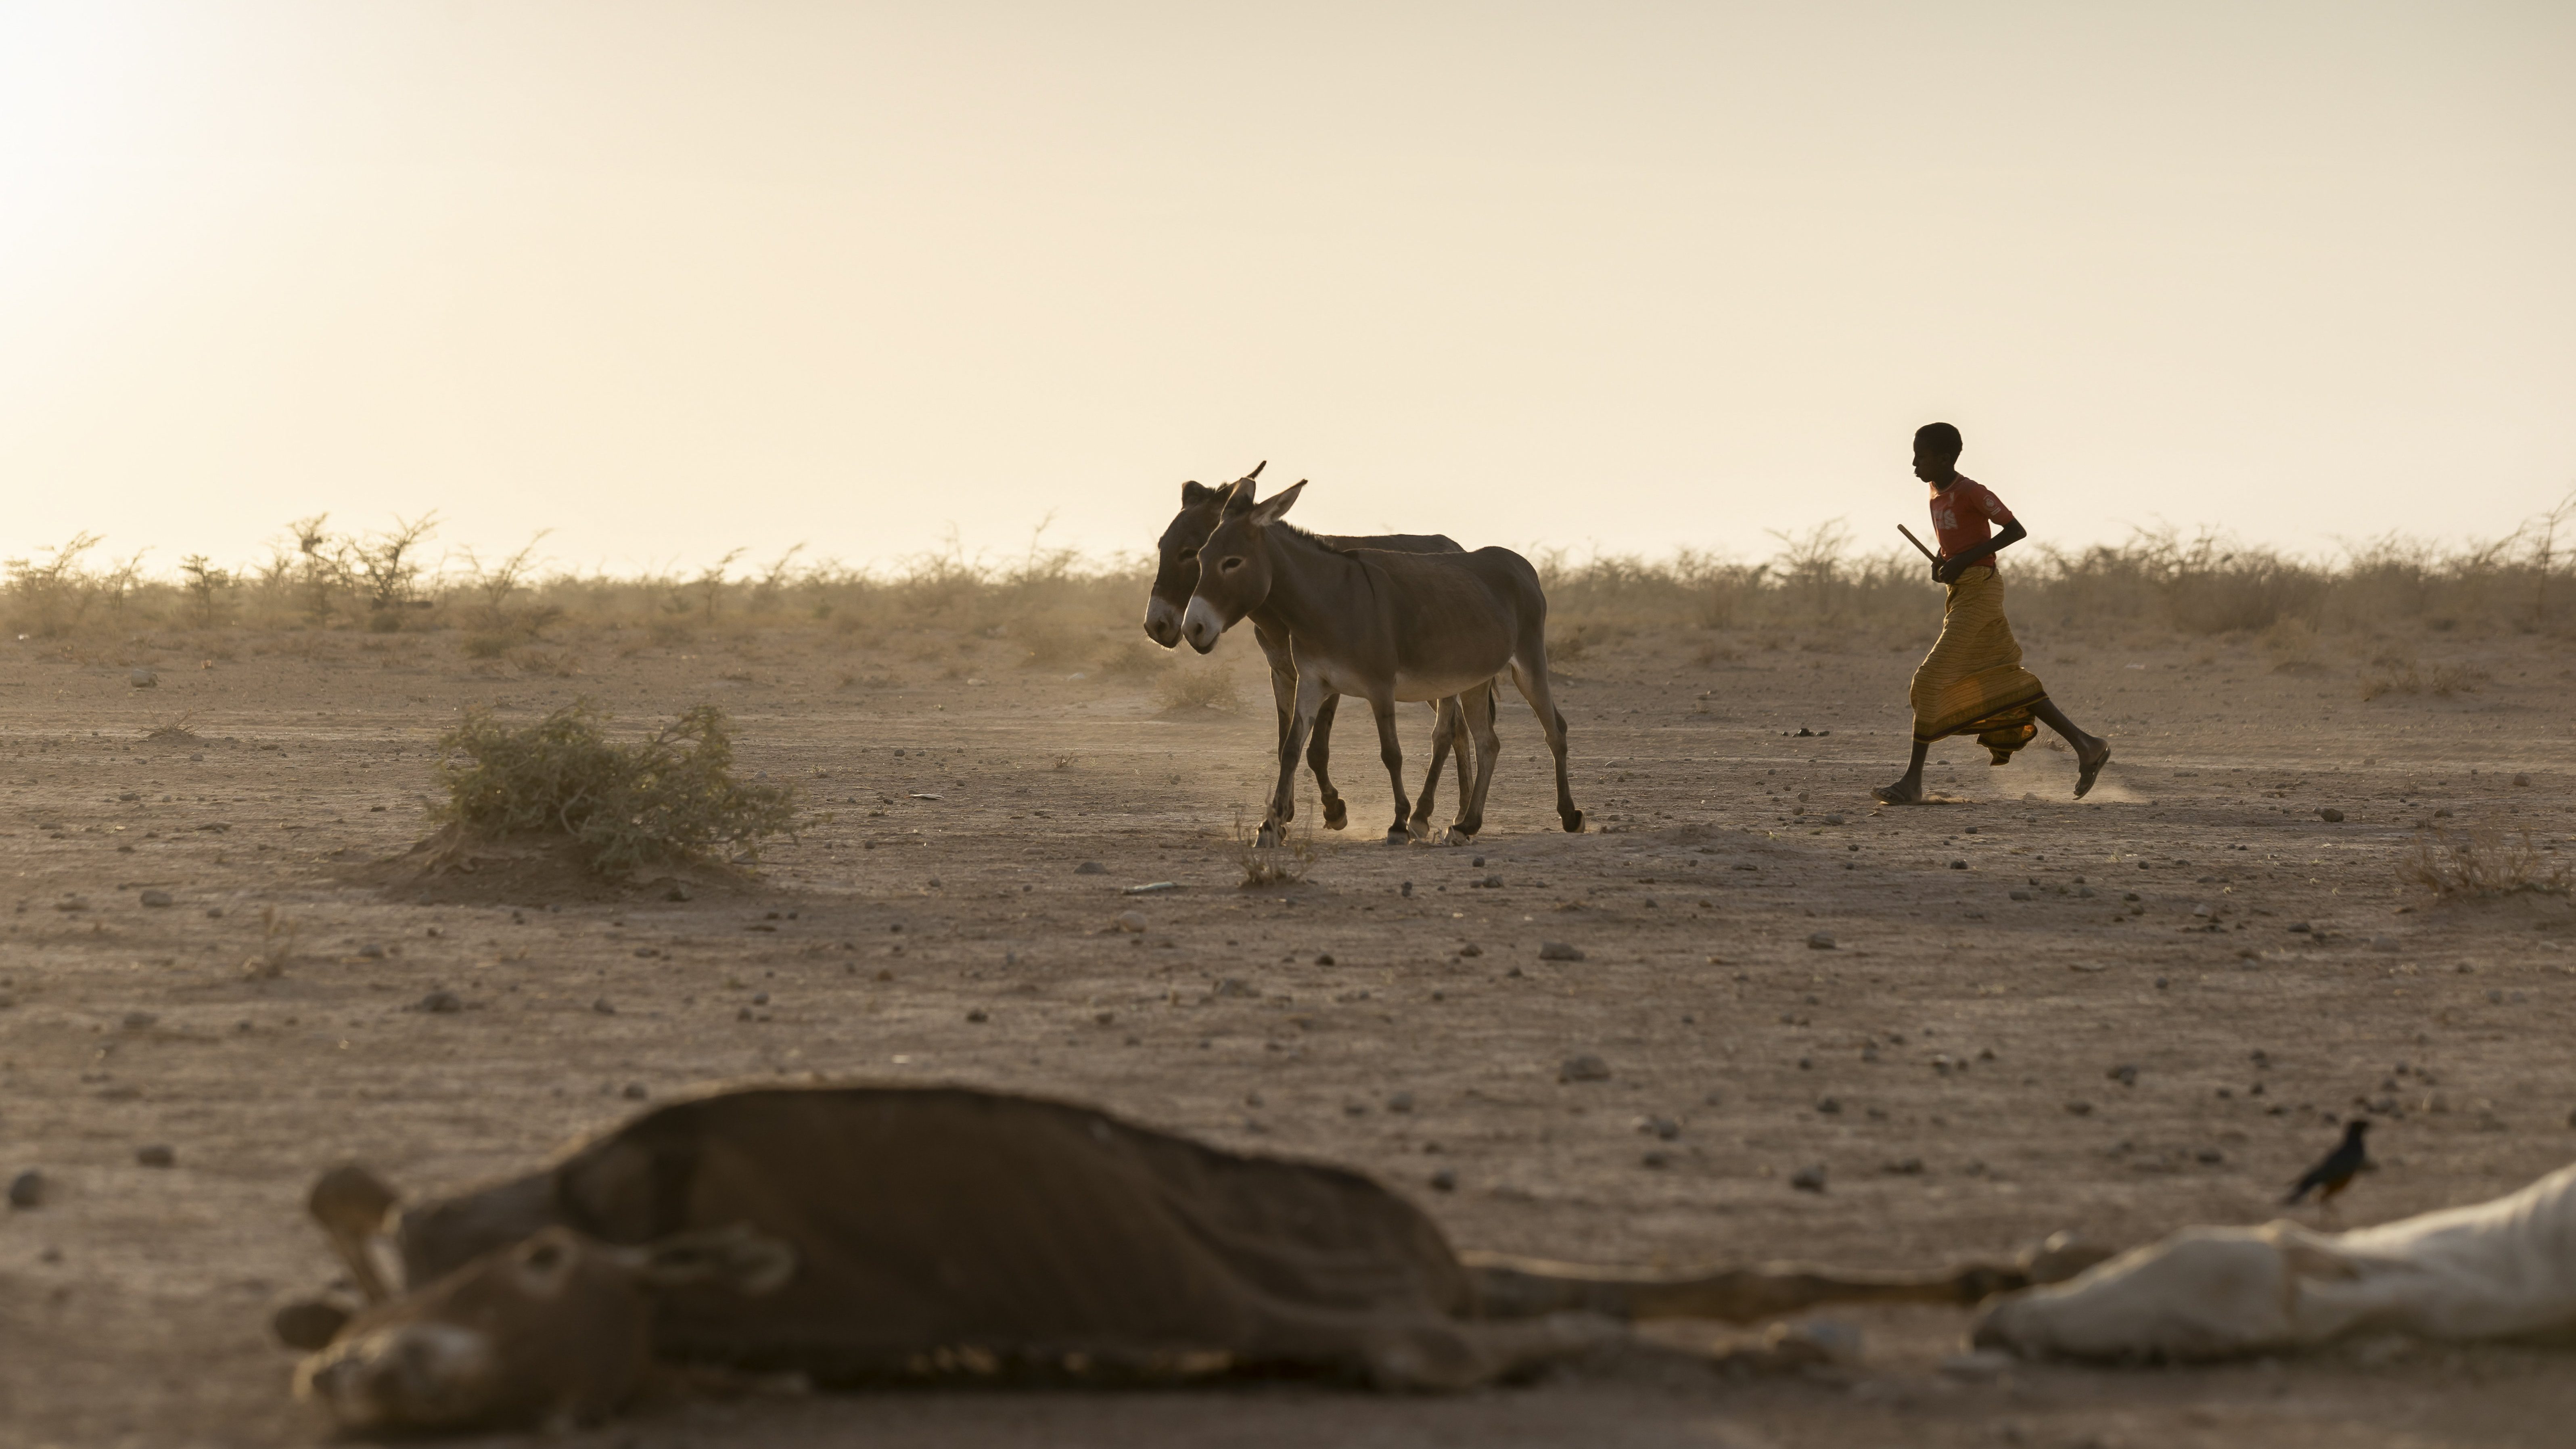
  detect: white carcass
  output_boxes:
[1975,1162,2576,1361]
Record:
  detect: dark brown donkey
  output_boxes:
[1181,477,1580,844]
[1144,462,1486,836]
[280,1084,2092,1433]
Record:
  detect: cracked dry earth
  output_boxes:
[3,620,2575,1449]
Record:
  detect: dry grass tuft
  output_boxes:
[1154,665,1242,713]
[141,713,199,743]
[435,701,797,875]
[1231,805,1315,887]
[243,906,297,979]
[2398,824,2572,900]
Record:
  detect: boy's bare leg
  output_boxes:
[2032,700,2110,797]
[1873,740,1932,805]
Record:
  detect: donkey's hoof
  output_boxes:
[1562,810,1585,833]
[1404,817,1434,842]
[1445,826,1476,847]
[1321,799,1349,830]
[1384,827,1409,845]
[1256,826,1284,849]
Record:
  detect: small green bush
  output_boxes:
[435,701,796,874]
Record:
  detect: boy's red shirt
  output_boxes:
[1928,474,2016,567]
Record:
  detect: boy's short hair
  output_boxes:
[1915,422,1963,457]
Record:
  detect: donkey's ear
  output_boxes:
[1239,460,1267,483]
[1180,480,1211,505]
[1221,476,1259,513]
[1250,479,1307,526]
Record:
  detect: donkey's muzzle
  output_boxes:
[1141,597,1183,649]
[1179,598,1226,654]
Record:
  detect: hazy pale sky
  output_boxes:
[3,2,2570,578]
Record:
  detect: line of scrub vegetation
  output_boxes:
[8,496,2576,677]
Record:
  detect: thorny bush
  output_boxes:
[436,701,797,875]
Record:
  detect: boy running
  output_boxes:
[1874,422,2109,804]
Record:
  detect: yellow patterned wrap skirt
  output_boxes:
[1910,566,2048,763]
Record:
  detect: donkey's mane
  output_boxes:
[1271,521,1360,560]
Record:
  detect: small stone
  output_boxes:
[1471,856,1486,867]
[1807,931,1835,949]
[1429,1168,1457,1192]
[2064,1100,2094,1116]
[128,668,158,688]
[621,1083,648,1100]
[1315,952,1336,966]
[1638,1115,1680,1139]
[2107,1064,2139,1087]
[1387,1091,1416,1113]
[1458,943,1483,958]
[1213,978,1254,998]
[751,991,770,1006]
[136,1145,176,1169]
[1641,1150,1671,1169]
[7,1169,42,1209]
[1075,861,1108,875]
[2514,773,2531,787]
[966,1008,989,1023]
[1815,1096,1842,1114]
[2196,1148,2224,1165]
[356,943,386,960]
[1538,941,1585,962]
[120,1011,157,1031]
[591,997,615,1014]
[418,990,462,1014]
[1790,1165,1827,1194]
[139,890,174,909]
[2289,922,2311,933]
[1558,1053,1612,1083]
[2319,807,2344,823]
[1115,910,1148,933]
[1950,859,1968,870]
[1882,1157,1925,1175]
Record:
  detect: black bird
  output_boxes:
[2285,1119,2371,1208]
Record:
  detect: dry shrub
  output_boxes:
[141,713,199,743]
[1016,624,1079,668]
[1232,805,1315,887]
[1551,629,1590,663]
[2430,665,2488,696]
[510,647,580,678]
[1155,665,1242,713]
[2399,824,2572,900]
[460,632,515,659]
[435,701,797,874]
[2359,665,2420,700]
[244,906,297,979]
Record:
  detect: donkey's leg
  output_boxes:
[1231,1296,1626,1391]
[1254,623,1319,826]
[1261,677,1324,847]
[1407,698,1457,841]
[1508,650,1583,833]
[1451,687,1491,807]
[1306,695,1347,830]
[1459,1251,2032,1324]
[1448,681,1505,845]
[1366,696,1412,844]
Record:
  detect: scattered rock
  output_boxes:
[1538,941,1585,962]
[7,1169,42,1209]
[128,669,158,689]
[2319,807,2345,823]
[1807,931,1835,949]
[138,890,174,909]
[1950,859,1968,870]
[1790,1165,1827,1194]
[2009,889,2034,901]
[1114,911,1148,933]
[1315,952,1336,966]
[2107,1064,2139,1087]
[136,1145,176,1169]
[2064,1100,2094,1116]
[1213,978,1254,998]
[1882,1157,1926,1175]
[1458,943,1482,958]
[1429,1168,1457,1192]
[1641,1150,1671,1169]
[591,997,615,1015]
[418,990,462,1014]
[1638,1115,1680,1140]
[1387,1091,1416,1114]
[120,1011,157,1031]
[1075,861,1108,875]
[356,943,386,960]
[1815,1097,1842,1115]
[1558,1053,1612,1083]
[621,1083,648,1100]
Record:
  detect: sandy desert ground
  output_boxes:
[3,611,2574,1449]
